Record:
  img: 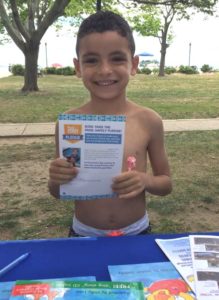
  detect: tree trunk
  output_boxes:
[159,39,167,76]
[22,41,40,92]
[96,0,102,11]
[158,26,168,77]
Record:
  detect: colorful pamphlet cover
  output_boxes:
[108,261,196,299]
[10,280,145,300]
[59,114,125,200]
[0,281,14,300]
[1,276,95,300]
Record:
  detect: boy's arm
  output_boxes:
[144,115,172,196]
[48,123,78,198]
[112,115,172,198]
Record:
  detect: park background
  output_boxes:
[0,6,219,77]
[0,1,219,239]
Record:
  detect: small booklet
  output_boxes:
[1,276,95,300]
[10,280,145,300]
[59,114,125,200]
[108,261,196,299]
[189,234,219,300]
[155,236,195,292]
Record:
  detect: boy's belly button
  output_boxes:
[107,215,118,226]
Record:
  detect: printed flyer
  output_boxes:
[155,236,195,292]
[189,235,219,300]
[59,114,126,200]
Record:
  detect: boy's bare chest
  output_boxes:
[122,117,150,170]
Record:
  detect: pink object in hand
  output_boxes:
[127,156,136,171]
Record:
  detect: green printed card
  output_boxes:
[10,280,145,299]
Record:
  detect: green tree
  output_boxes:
[125,0,217,11]
[124,0,217,76]
[128,4,178,76]
[0,0,114,92]
[0,0,73,91]
[96,0,102,10]
[0,22,9,44]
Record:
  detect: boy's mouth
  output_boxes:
[95,80,117,86]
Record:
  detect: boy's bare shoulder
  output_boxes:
[127,101,162,124]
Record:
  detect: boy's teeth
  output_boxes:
[97,80,115,86]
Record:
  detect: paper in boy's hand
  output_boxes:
[59,114,126,200]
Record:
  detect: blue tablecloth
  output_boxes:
[0,232,218,282]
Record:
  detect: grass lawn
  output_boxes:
[0,74,218,239]
[0,73,219,123]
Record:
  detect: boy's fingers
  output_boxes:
[112,179,133,190]
[114,185,133,194]
[50,165,77,175]
[113,171,133,183]
[50,172,76,180]
[49,170,75,182]
[49,158,79,185]
[118,191,139,199]
[52,159,73,168]
[50,170,78,184]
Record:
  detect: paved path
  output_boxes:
[0,118,219,137]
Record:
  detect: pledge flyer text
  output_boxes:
[59,114,125,200]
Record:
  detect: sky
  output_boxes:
[0,8,219,72]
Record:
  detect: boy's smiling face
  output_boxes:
[74,31,139,102]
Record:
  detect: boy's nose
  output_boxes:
[98,61,112,74]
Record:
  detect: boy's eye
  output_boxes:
[82,57,98,64]
[112,56,127,62]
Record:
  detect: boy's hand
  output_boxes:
[112,171,147,199]
[49,158,78,185]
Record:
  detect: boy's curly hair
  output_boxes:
[76,11,135,57]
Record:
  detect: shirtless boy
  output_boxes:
[48,11,172,237]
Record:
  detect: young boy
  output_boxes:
[48,11,172,237]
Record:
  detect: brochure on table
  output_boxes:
[0,276,96,300]
[59,114,125,200]
[155,236,195,292]
[189,235,219,300]
[10,280,145,300]
[108,261,196,299]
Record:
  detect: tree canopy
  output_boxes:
[0,0,117,91]
[125,0,217,13]
[0,0,74,91]
[124,0,217,75]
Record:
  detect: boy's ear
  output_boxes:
[73,58,81,78]
[131,55,139,76]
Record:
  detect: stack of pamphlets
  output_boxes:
[156,234,219,300]
[9,280,145,300]
[108,261,196,299]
